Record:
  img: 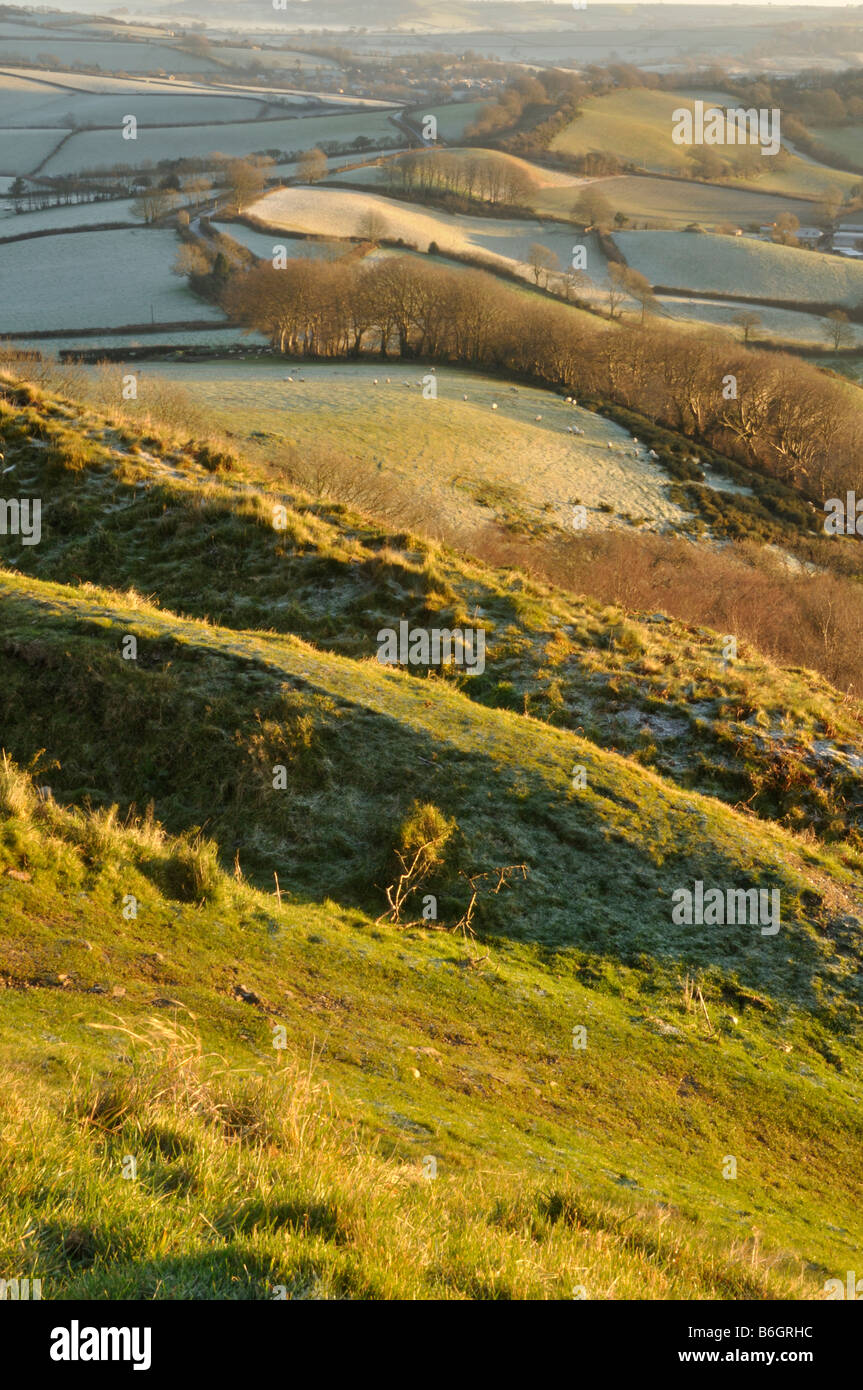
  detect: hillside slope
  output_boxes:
[1,371,862,1300]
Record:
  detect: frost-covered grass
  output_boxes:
[614,229,863,306]
[660,294,863,347]
[1,91,269,128]
[144,358,685,536]
[1,228,225,332]
[214,222,341,261]
[39,109,400,175]
[0,198,138,238]
[0,126,65,175]
[0,38,222,72]
[248,185,612,298]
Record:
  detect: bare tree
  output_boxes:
[823,309,855,351]
[732,309,762,345]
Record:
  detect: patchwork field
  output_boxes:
[613,229,863,306]
[1,228,225,333]
[39,108,401,175]
[138,359,693,537]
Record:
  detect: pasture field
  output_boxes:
[247,185,613,297]
[0,126,65,175]
[39,108,401,175]
[0,228,225,333]
[214,222,343,261]
[809,125,863,167]
[142,359,691,536]
[549,89,858,200]
[408,99,489,141]
[613,229,863,306]
[535,172,814,229]
[0,198,138,238]
[0,38,223,73]
[0,89,271,127]
[212,45,343,73]
[659,294,863,349]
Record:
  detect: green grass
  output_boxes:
[1,370,859,852]
[1,371,862,1299]
[549,90,859,202]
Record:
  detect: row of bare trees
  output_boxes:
[223,254,863,502]
[383,150,537,206]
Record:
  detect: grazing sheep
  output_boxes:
[535,415,542,421]
[386,377,391,383]
[607,441,614,450]
[463,394,468,400]
[373,378,379,385]
[492,403,498,410]
[565,396,573,404]
[284,376,293,382]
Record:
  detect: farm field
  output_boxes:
[535,172,814,229]
[0,88,271,126]
[39,108,401,175]
[141,359,692,536]
[408,99,489,141]
[213,221,343,260]
[0,197,138,238]
[212,45,343,73]
[247,185,614,296]
[0,38,223,72]
[548,88,860,201]
[613,229,863,306]
[659,293,863,348]
[0,227,225,333]
[0,126,65,174]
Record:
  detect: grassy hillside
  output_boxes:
[1,370,862,1299]
[1,368,858,850]
[549,90,859,201]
